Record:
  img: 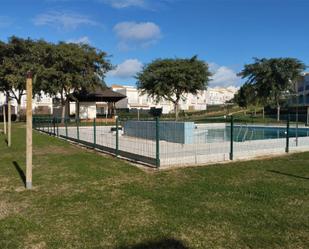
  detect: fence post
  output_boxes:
[115,116,119,157]
[8,99,11,147]
[47,118,50,134]
[156,117,160,168]
[53,117,56,136]
[229,115,234,160]
[56,118,59,136]
[65,118,68,138]
[76,118,80,141]
[51,118,53,135]
[286,114,290,153]
[295,110,299,147]
[93,118,96,148]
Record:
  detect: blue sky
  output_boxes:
[0,0,308,87]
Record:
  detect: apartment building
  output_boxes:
[0,85,238,117]
[112,85,238,114]
[206,86,238,105]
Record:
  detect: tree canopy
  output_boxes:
[234,83,258,108]
[0,36,112,119]
[136,56,212,119]
[239,57,306,120]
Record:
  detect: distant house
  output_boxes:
[112,84,238,114]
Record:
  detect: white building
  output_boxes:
[112,85,238,114]
[0,85,238,117]
[206,86,238,105]
[112,85,174,114]
[0,91,53,115]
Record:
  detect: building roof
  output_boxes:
[71,87,126,102]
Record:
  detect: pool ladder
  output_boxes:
[242,127,255,142]
[236,125,254,142]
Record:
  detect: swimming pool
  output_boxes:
[195,125,309,143]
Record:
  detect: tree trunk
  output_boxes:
[174,103,178,121]
[174,101,180,121]
[174,101,179,121]
[173,95,182,121]
[3,104,7,134]
[262,107,265,119]
[277,104,280,122]
[61,98,67,122]
[254,107,256,116]
[16,101,21,122]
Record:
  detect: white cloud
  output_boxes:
[108,59,143,78]
[102,0,146,8]
[209,63,240,87]
[33,11,98,30]
[113,21,161,50]
[114,21,161,41]
[67,36,90,44]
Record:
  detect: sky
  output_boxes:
[0,0,308,87]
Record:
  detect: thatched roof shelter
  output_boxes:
[71,87,126,103]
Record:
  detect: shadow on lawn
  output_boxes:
[12,161,26,187]
[268,170,309,180]
[116,238,189,249]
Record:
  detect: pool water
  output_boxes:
[195,125,309,143]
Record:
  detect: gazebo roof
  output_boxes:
[71,87,126,102]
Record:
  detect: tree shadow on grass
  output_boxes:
[268,170,309,180]
[12,161,26,187]
[116,238,189,249]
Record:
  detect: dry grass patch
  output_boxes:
[0,200,22,219]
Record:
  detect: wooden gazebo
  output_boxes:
[71,87,126,119]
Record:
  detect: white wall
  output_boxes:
[0,90,53,114]
[79,102,97,119]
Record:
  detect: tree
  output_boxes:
[0,41,8,96]
[136,56,211,120]
[0,37,112,121]
[240,58,306,121]
[234,83,260,115]
[0,37,47,121]
[37,42,113,120]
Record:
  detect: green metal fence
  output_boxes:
[33,113,309,168]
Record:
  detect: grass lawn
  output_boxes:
[0,123,308,249]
